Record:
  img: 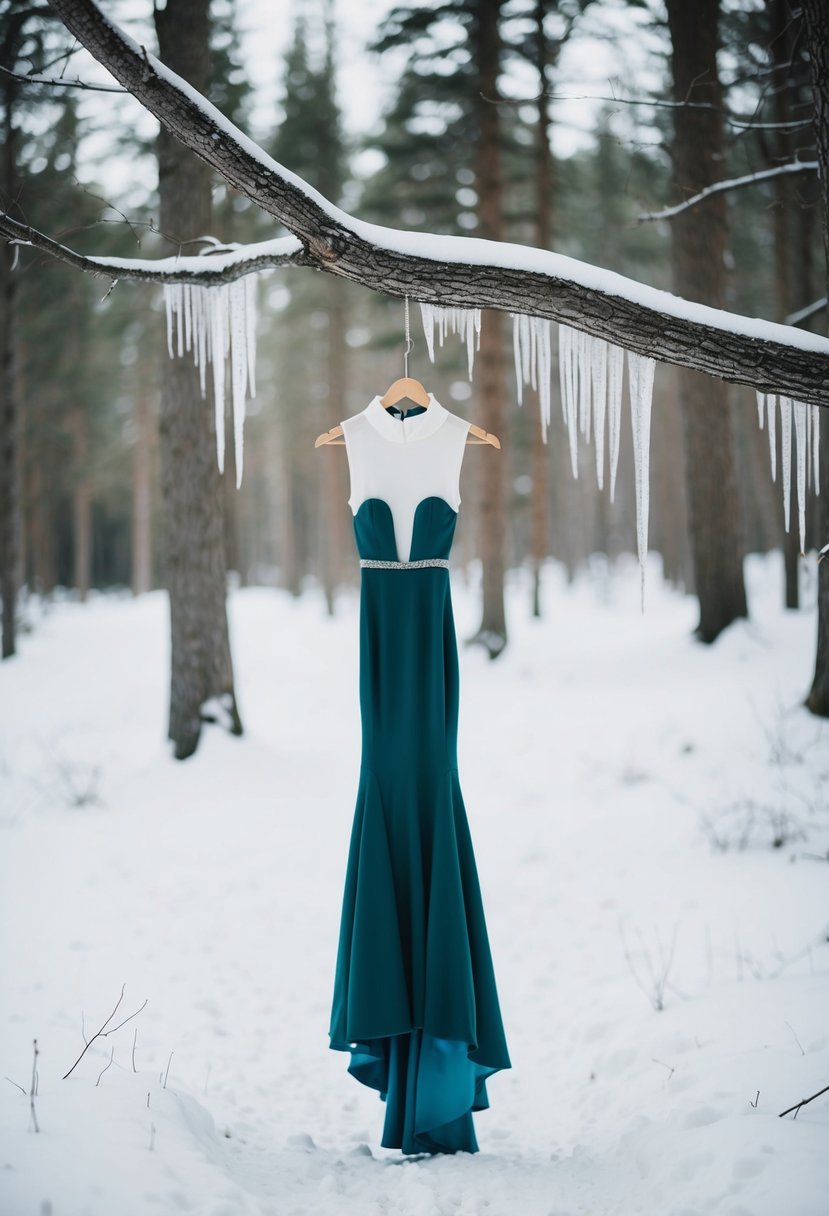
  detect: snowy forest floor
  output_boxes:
[1,552,827,1216]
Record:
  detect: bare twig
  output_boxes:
[779,1084,829,1118]
[163,1051,173,1089]
[785,297,827,327]
[30,1040,39,1133]
[0,63,126,92]
[620,921,680,1011]
[785,1022,806,1056]
[637,161,818,223]
[95,1045,114,1086]
[62,984,148,1079]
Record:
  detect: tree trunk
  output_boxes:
[70,406,92,600]
[0,72,20,657]
[320,277,348,615]
[666,0,748,642]
[470,0,508,658]
[802,0,829,717]
[768,0,800,609]
[154,0,242,758]
[131,331,154,595]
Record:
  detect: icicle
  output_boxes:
[163,274,259,484]
[756,391,764,430]
[767,394,777,482]
[195,286,208,397]
[512,314,524,405]
[813,405,821,496]
[229,278,248,488]
[464,309,476,379]
[627,351,656,611]
[245,273,257,400]
[607,343,624,503]
[578,331,591,439]
[175,284,185,357]
[184,282,193,354]
[537,317,552,440]
[558,324,579,477]
[419,302,436,363]
[780,396,792,532]
[591,338,608,490]
[510,314,552,439]
[418,303,481,377]
[164,285,175,358]
[209,287,227,473]
[793,400,807,552]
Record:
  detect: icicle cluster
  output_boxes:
[756,392,821,553]
[162,275,258,488]
[558,325,654,608]
[511,315,553,440]
[419,303,482,379]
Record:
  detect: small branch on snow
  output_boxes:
[637,161,818,223]
[30,1039,39,1133]
[784,1022,806,1056]
[95,1045,114,1086]
[779,1083,829,1118]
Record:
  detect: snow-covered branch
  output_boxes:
[35,0,829,409]
[0,211,306,283]
[637,161,819,223]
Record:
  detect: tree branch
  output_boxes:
[0,211,307,283]
[37,0,829,409]
[638,161,819,223]
[786,296,827,326]
[0,63,127,93]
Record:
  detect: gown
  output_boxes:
[328,392,511,1156]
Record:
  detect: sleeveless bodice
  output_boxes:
[342,394,470,563]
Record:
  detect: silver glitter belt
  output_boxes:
[359,558,449,570]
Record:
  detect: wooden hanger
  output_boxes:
[314,298,501,448]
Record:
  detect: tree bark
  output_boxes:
[131,328,154,595]
[469,0,508,658]
[320,276,348,614]
[70,406,91,600]
[802,0,829,717]
[666,0,748,642]
[154,0,242,759]
[0,55,21,657]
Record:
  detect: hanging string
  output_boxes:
[404,295,412,378]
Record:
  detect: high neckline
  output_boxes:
[364,393,449,443]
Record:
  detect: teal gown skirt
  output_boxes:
[329,492,511,1155]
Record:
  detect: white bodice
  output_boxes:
[340,395,471,563]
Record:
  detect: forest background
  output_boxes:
[1,0,826,734]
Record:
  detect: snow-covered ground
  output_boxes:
[1,552,827,1216]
